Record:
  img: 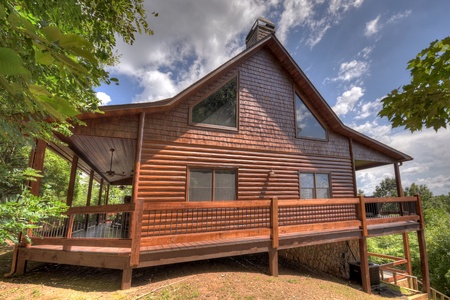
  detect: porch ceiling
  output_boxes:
[54,134,136,184]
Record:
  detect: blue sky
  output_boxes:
[95,0,450,195]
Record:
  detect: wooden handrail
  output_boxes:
[142,200,271,210]
[66,203,135,214]
[365,196,417,203]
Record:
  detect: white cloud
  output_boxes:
[358,46,373,59]
[387,10,412,24]
[278,0,364,46]
[354,97,382,120]
[365,15,381,36]
[96,92,112,106]
[349,120,392,144]
[334,60,369,82]
[356,165,394,195]
[333,86,364,116]
[111,0,270,102]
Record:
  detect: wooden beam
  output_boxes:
[66,203,135,214]
[63,214,75,251]
[66,155,78,207]
[359,195,368,237]
[268,248,278,277]
[121,268,133,290]
[359,237,371,294]
[29,139,47,196]
[130,112,145,267]
[415,193,430,293]
[105,184,110,205]
[394,163,403,198]
[348,138,357,197]
[394,164,413,275]
[271,197,279,249]
[96,179,104,224]
[417,229,430,293]
[84,170,95,231]
[402,233,413,275]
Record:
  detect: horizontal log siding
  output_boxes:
[137,142,354,202]
[142,48,350,157]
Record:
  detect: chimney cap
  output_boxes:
[245,17,276,48]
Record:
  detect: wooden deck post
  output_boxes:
[129,112,145,268]
[415,194,430,293]
[269,197,279,276]
[29,139,47,196]
[358,195,368,237]
[394,164,413,275]
[359,237,371,294]
[96,179,104,224]
[84,170,95,231]
[66,155,78,207]
[121,268,133,290]
[105,184,110,205]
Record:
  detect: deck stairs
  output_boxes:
[380,270,449,300]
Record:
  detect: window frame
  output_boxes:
[298,172,332,199]
[187,166,238,202]
[188,73,240,132]
[293,91,328,141]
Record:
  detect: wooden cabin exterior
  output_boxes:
[7,18,429,294]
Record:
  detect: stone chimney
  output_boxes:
[245,17,276,48]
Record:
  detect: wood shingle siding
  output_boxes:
[142,49,350,157]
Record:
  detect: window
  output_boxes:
[299,173,331,199]
[189,168,236,201]
[295,93,326,140]
[190,77,237,129]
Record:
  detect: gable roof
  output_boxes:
[80,34,412,165]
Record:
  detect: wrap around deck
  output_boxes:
[10,195,424,289]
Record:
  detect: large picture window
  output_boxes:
[190,77,238,129]
[189,168,236,201]
[295,93,326,140]
[299,172,331,199]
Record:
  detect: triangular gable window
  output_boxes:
[295,93,327,140]
[190,77,237,129]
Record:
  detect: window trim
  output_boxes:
[188,73,240,132]
[187,166,238,202]
[298,172,332,199]
[293,91,328,141]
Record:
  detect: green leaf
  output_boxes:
[42,26,62,43]
[0,4,5,20]
[35,51,54,65]
[59,33,91,50]
[28,84,52,97]
[0,47,30,76]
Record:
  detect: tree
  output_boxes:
[0,0,156,244]
[372,177,398,197]
[379,36,450,132]
[0,0,156,146]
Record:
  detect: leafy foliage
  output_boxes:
[372,177,398,197]
[379,36,450,132]
[0,0,156,146]
[0,0,155,244]
[0,180,68,245]
[367,179,450,294]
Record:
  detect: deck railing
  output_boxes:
[28,195,421,249]
[30,203,135,248]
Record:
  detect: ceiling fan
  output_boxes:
[104,148,125,178]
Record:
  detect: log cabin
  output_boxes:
[7,18,430,294]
